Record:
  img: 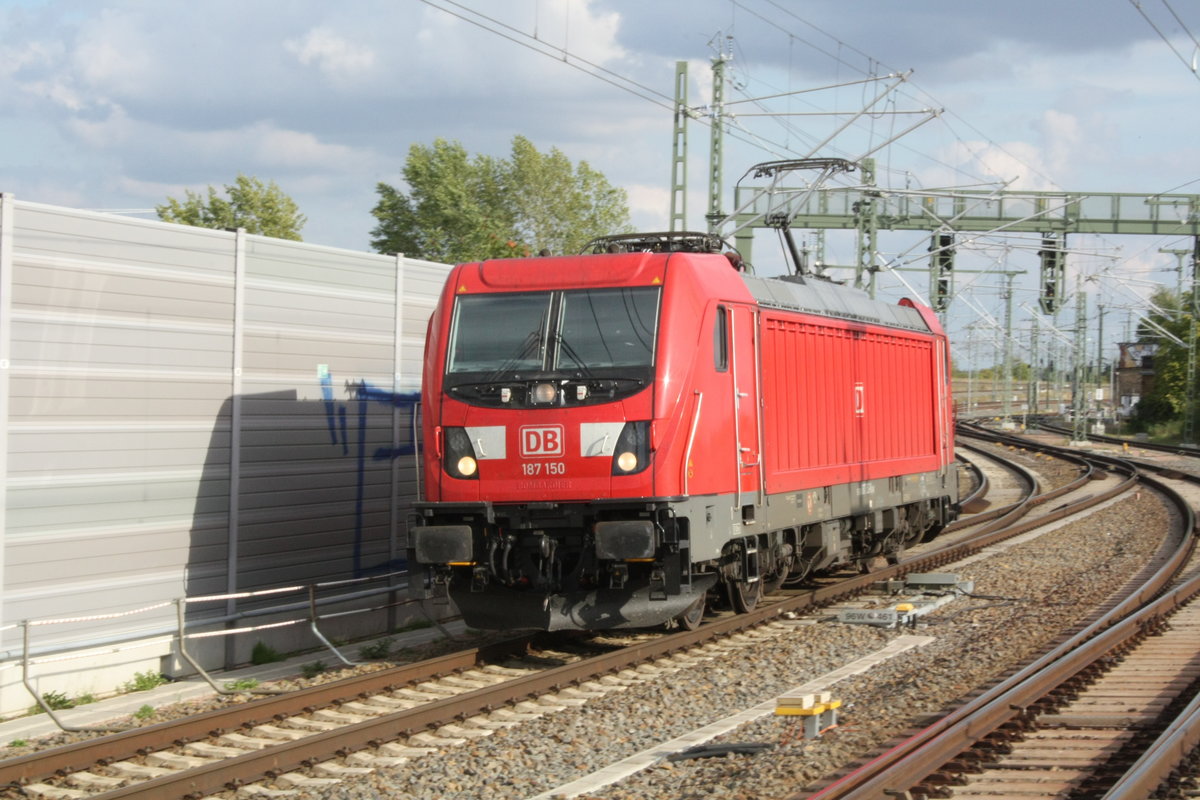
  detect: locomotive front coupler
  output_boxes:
[649,564,668,601]
[429,568,452,602]
[471,565,488,592]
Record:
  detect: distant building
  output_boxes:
[1114,342,1157,416]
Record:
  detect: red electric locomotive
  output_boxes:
[410,231,958,631]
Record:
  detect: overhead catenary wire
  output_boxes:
[415,0,676,112]
[1128,0,1200,84]
[424,0,1194,341]
[423,0,1072,206]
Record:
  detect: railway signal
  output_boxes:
[1038,233,1066,314]
[929,230,955,312]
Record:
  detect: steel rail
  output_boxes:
[944,440,1040,532]
[98,442,1129,800]
[1101,663,1200,799]
[936,428,1099,545]
[793,453,1196,800]
[64,601,882,800]
[0,639,535,787]
[1,438,1129,799]
[954,453,988,513]
[1034,417,1200,458]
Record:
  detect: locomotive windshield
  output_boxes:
[446,293,553,374]
[445,287,660,406]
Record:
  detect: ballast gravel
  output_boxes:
[299,487,1171,800]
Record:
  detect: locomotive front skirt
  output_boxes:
[411,242,959,631]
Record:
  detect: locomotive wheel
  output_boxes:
[858,555,890,574]
[726,576,763,613]
[674,595,706,631]
[760,543,790,593]
[761,570,786,594]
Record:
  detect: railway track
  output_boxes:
[0,434,1165,800]
[793,425,1200,800]
[1033,417,1200,459]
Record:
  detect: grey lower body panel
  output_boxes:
[682,465,960,562]
[450,575,717,632]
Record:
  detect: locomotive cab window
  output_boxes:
[558,288,658,370]
[444,287,661,407]
[446,293,552,374]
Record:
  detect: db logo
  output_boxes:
[520,425,564,457]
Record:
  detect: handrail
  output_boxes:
[7,569,438,731]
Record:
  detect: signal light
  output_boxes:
[1038,234,1065,314]
[929,231,955,312]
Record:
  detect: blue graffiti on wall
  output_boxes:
[319,366,421,577]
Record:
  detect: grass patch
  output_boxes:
[122,671,168,693]
[358,637,394,660]
[393,619,433,634]
[223,678,260,692]
[28,690,73,715]
[250,641,283,665]
[301,661,327,679]
[134,704,155,720]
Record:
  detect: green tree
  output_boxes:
[505,135,631,256]
[370,139,512,263]
[371,136,631,262]
[156,174,306,241]
[1130,287,1192,426]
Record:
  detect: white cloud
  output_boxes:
[531,0,625,65]
[625,183,670,229]
[247,124,373,171]
[0,39,60,79]
[0,0,1197,262]
[70,7,154,97]
[68,112,374,181]
[410,0,630,96]
[1036,108,1099,181]
[65,104,135,147]
[21,77,89,112]
[285,27,377,81]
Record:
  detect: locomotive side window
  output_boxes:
[557,287,659,370]
[447,293,551,374]
[714,305,728,371]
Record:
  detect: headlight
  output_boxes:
[532,382,557,404]
[444,427,480,480]
[611,421,651,475]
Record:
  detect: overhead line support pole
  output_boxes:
[855,158,878,296]
[999,271,1018,428]
[1029,316,1040,416]
[1185,236,1200,446]
[669,61,689,233]
[706,44,729,234]
[1072,274,1089,445]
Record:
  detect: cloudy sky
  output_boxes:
[3,0,1199,362]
